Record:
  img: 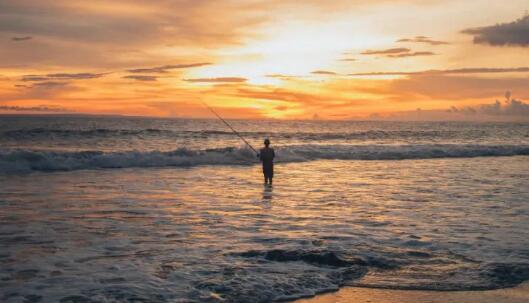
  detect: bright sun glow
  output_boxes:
[1,1,528,120]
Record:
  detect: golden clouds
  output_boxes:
[1,1,529,119]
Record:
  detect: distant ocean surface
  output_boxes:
[1,116,528,172]
[1,116,529,302]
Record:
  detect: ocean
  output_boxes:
[1,116,528,302]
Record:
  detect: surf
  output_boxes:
[1,144,528,173]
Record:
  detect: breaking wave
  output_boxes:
[1,144,528,173]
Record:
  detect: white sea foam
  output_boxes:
[1,144,528,173]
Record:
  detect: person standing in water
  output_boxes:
[258,138,275,185]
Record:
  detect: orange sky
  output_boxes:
[1,0,529,120]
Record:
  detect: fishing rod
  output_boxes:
[202,102,258,154]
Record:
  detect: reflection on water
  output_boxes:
[1,157,529,302]
[262,185,273,202]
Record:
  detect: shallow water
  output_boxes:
[1,156,529,302]
[1,117,529,302]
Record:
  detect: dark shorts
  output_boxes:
[263,164,274,178]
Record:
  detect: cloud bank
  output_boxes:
[448,94,529,117]
[462,15,529,47]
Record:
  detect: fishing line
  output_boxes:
[201,102,258,154]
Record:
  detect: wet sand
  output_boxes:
[294,282,529,303]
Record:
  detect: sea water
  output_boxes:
[1,116,528,302]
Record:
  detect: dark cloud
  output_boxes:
[30,81,69,88]
[387,51,436,58]
[361,47,410,55]
[11,36,32,41]
[338,58,356,62]
[0,105,69,112]
[21,72,106,81]
[397,36,449,45]
[122,75,157,82]
[311,70,337,75]
[462,15,529,47]
[46,73,105,80]
[349,67,529,76]
[127,63,212,74]
[21,75,48,82]
[184,77,247,83]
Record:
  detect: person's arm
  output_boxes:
[272,149,275,160]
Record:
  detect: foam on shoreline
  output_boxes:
[294,281,529,303]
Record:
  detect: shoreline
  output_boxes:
[293,282,529,303]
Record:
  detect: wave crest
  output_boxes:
[1,144,528,173]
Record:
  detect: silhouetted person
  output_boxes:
[258,138,275,185]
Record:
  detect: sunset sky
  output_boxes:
[1,0,529,120]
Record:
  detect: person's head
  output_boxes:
[264,138,270,147]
